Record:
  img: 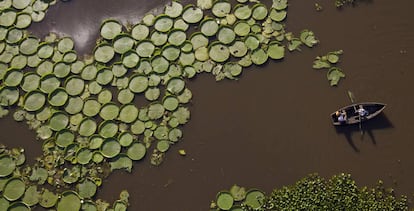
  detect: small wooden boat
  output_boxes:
[331,102,386,125]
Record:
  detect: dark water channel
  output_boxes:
[2,0,414,210]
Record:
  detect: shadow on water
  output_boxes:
[335,113,393,152]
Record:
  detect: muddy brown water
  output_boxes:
[1,0,414,210]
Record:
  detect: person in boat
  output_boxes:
[357,105,369,117]
[335,110,347,123]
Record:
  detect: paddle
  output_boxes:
[347,91,363,135]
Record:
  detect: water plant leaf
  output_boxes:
[76,148,93,165]
[244,189,265,209]
[101,138,121,158]
[150,31,168,46]
[113,34,134,54]
[209,43,230,63]
[230,185,246,201]
[57,37,74,53]
[78,118,97,137]
[117,89,134,104]
[0,155,15,176]
[23,90,45,112]
[229,40,248,57]
[165,1,183,18]
[154,15,173,33]
[20,37,39,55]
[216,191,234,210]
[212,1,231,18]
[234,4,252,20]
[77,179,97,199]
[119,104,138,123]
[94,44,115,63]
[56,191,81,211]
[168,29,186,46]
[131,24,149,41]
[56,129,75,148]
[39,189,58,208]
[3,178,26,201]
[156,140,170,152]
[65,96,84,115]
[22,185,40,206]
[267,42,285,59]
[48,88,68,107]
[327,67,345,86]
[251,48,268,65]
[172,107,190,124]
[130,120,145,135]
[100,19,122,40]
[148,103,165,120]
[182,5,203,24]
[99,103,120,120]
[218,26,236,44]
[168,128,182,142]
[129,75,148,93]
[167,78,185,95]
[252,4,268,20]
[110,154,132,172]
[0,87,19,106]
[197,0,213,9]
[200,18,219,37]
[48,111,69,131]
[162,45,181,61]
[135,40,154,58]
[98,120,118,138]
[300,30,318,47]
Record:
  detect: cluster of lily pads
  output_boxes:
[313,50,345,86]
[0,0,323,210]
[210,173,408,210]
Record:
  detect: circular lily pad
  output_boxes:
[119,104,139,123]
[168,29,186,46]
[101,138,121,158]
[229,40,248,57]
[22,185,40,206]
[94,44,115,63]
[174,18,189,31]
[117,89,134,104]
[182,5,203,24]
[37,43,54,59]
[18,74,36,93]
[234,4,252,20]
[150,31,168,46]
[162,45,180,61]
[99,103,120,120]
[65,96,84,114]
[200,18,219,37]
[0,86,19,106]
[78,118,97,137]
[148,103,165,120]
[129,75,148,93]
[99,120,119,138]
[168,128,182,142]
[122,51,139,68]
[63,51,77,63]
[23,90,45,112]
[218,26,236,44]
[4,69,23,87]
[252,4,268,20]
[88,135,104,150]
[234,21,250,36]
[57,37,74,53]
[118,132,134,147]
[53,62,71,78]
[77,179,97,199]
[83,98,101,117]
[0,155,15,177]
[57,191,81,211]
[217,191,234,210]
[156,140,170,152]
[136,40,155,58]
[151,55,169,74]
[76,148,93,165]
[163,96,179,111]
[209,42,230,63]
[131,120,145,135]
[190,32,209,50]
[244,189,265,209]
[212,1,231,18]
[165,1,183,18]
[39,189,58,208]
[113,34,134,54]
[131,24,149,41]
[49,112,69,131]
[56,129,75,148]
[127,142,146,161]
[48,88,68,107]
[251,48,268,65]
[81,64,98,81]
[267,41,285,59]
[3,178,25,201]
[244,35,260,50]
[19,37,39,55]
[96,68,113,85]
[40,74,60,94]
[154,15,173,32]
[167,78,185,95]
[269,8,287,22]
[100,19,122,40]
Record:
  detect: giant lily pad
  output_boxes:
[182,5,203,24]
[151,55,169,74]
[101,138,121,158]
[209,42,230,63]
[99,103,120,120]
[20,37,39,55]
[165,1,183,18]
[99,120,119,138]
[4,69,23,87]
[100,19,122,40]
[57,191,81,211]
[216,191,234,210]
[154,15,173,32]
[48,88,68,107]
[7,202,30,211]
[3,178,25,201]
[251,48,268,65]
[113,34,134,54]
[244,189,265,209]
[148,103,165,120]
[168,29,186,46]
[267,41,285,59]
[77,179,97,199]
[127,142,146,161]
[122,51,139,68]
[218,26,236,44]
[40,74,60,93]
[56,129,75,148]
[252,4,268,20]
[0,155,15,176]
[57,37,74,53]
[22,185,40,206]
[327,67,345,86]
[94,44,115,63]
[118,132,134,147]
[48,112,69,131]
[212,1,231,18]
[23,90,45,111]
[78,118,97,137]
[200,18,219,37]
[167,78,185,95]
[76,148,93,165]
[0,86,19,106]
[119,104,139,123]
[39,189,58,208]
[83,98,101,117]
[136,40,155,58]
[131,24,149,41]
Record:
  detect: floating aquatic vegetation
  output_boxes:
[211,174,408,210]
[313,50,345,86]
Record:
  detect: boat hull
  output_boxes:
[331,102,386,125]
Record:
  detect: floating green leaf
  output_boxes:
[327,67,345,86]
[3,178,25,201]
[0,155,15,177]
[57,191,81,211]
[110,154,132,172]
[77,179,97,199]
[101,138,121,158]
[217,191,234,210]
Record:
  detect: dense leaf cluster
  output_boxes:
[263,174,408,210]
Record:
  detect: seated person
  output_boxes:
[357,105,369,117]
[336,110,347,123]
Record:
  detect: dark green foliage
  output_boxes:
[334,0,370,8]
[212,173,408,210]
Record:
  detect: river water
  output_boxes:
[2,0,414,210]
